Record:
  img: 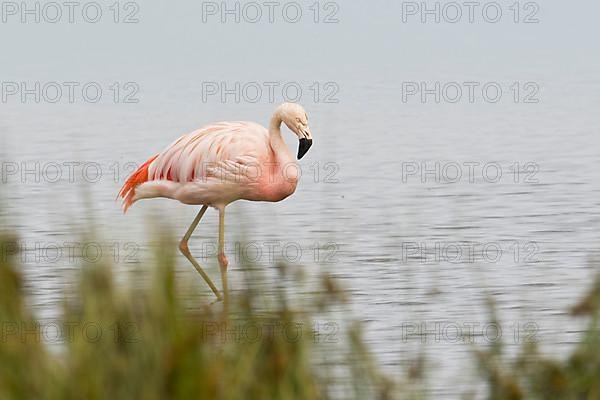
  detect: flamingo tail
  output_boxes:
[117,155,158,213]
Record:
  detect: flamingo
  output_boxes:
[118,103,313,306]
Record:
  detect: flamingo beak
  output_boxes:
[297,138,313,159]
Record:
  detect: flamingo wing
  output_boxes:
[118,122,269,211]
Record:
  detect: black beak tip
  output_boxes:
[297,138,313,160]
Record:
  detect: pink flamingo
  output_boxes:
[118,103,313,305]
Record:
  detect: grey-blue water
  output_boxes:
[2,1,600,398]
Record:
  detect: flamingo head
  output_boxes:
[278,103,313,159]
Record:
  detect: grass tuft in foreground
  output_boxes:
[0,234,392,400]
[2,232,600,399]
[475,275,600,400]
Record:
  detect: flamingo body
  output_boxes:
[119,121,299,211]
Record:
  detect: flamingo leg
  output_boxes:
[217,207,229,309]
[179,205,222,301]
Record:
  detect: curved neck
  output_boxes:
[268,111,289,156]
[269,111,282,136]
